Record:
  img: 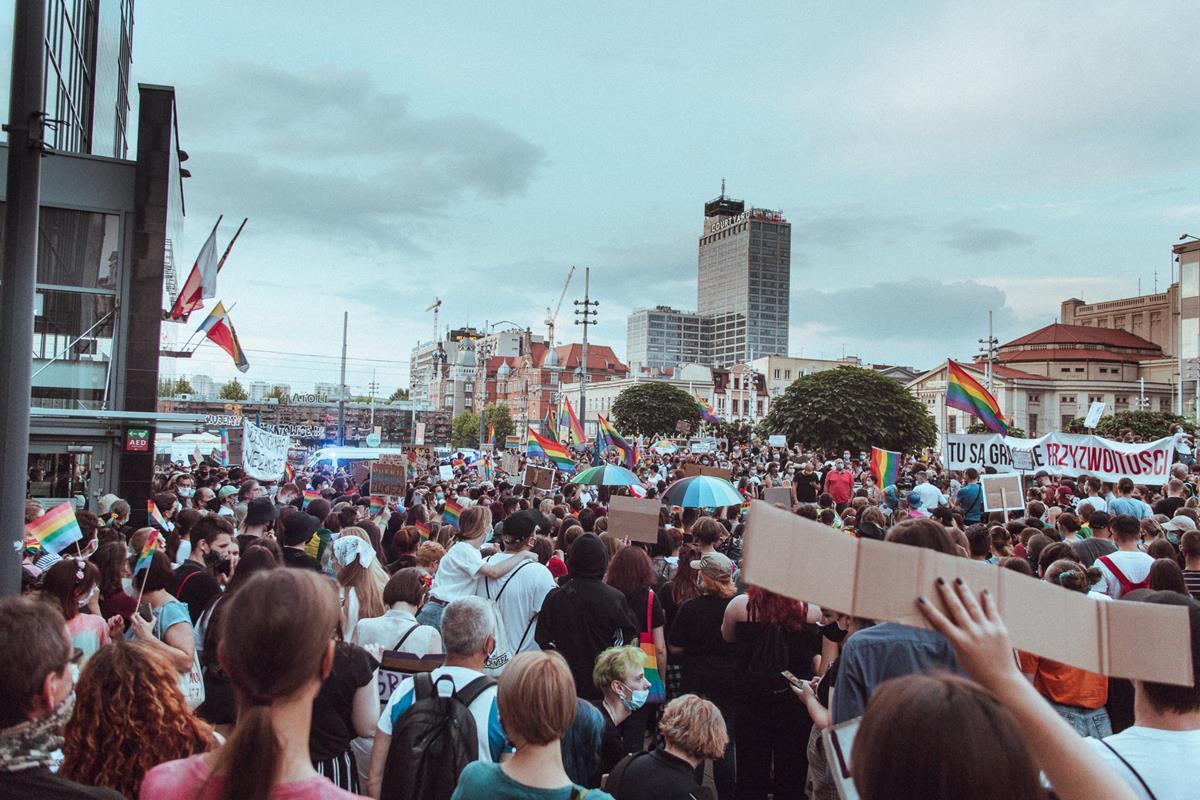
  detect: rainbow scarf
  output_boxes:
[946,360,1008,434]
[597,414,635,469]
[870,447,901,489]
[24,502,83,554]
[146,499,169,531]
[695,395,719,424]
[442,499,463,527]
[302,489,321,508]
[562,396,586,446]
[135,529,163,574]
[528,429,576,473]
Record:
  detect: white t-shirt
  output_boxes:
[913,481,946,512]
[1086,726,1200,800]
[428,541,484,603]
[1093,550,1155,599]
[353,607,440,656]
[1078,495,1108,514]
[481,552,556,657]
[376,665,505,763]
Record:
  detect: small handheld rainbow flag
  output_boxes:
[146,499,169,531]
[597,414,635,469]
[528,429,576,474]
[415,521,431,541]
[695,395,719,424]
[369,496,386,515]
[135,529,163,574]
[562,396,586,446]
[24,501,83,554]
[946,360,1008,435]
[302,489,321,508]
[505,435,521,450]
[442,499,463,527]
[870,447,901,489]
[486,423,495,447]
[282,463,295,483]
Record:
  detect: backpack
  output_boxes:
[482,560,535,676]
[1097,555,1149,596]
[380,672,496,800]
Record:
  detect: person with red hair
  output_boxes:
[721,585,823,800]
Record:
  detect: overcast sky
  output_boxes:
[20,1,1200,393]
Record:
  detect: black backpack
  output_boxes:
[380,672,496,800]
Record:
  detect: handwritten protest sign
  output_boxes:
[371,457,407,496]
[944,432,1173,484]
[241,420,289,481]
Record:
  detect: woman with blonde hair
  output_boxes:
[331,530,386,637]
[604,694,729,799]
[62,640,213,797]
[452,651,615,799]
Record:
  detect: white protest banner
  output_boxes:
[768,434,787,448]
[943,432,1174,485]
[242,420,290,481]
[1083,401,1106,429]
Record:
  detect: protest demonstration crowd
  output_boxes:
[4,419,1200,800]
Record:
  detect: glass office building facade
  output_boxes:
[626,306,712,370]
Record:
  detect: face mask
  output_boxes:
[819,620,849,643]
[620,684,649,712]
[78,587,97,607]
[178,487,195,498]
[121,576,134,596]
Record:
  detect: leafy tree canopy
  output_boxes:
[219,379,248,401]
[611,381,701,437]
[1068,410,1195,440]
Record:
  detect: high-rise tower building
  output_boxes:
[697,190,791,365]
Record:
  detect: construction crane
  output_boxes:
[425,297,442,344]
[545,266,575,348]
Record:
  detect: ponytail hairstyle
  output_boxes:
[457,504,493,542]
[1044,558,1101,594]
[212,569,338,800]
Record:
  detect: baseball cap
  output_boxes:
[690,552,734,582]
[1163,515,1198,533]
[218,485,239,499]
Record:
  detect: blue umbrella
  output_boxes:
[569,464,641,487]
[660,475,744,508]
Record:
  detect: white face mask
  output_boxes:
[178,487,195,498]
[78,586,97,607]
[121,576,134,596]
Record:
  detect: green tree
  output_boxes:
[611,382,701,437]
[966,422,1028,438]
[483,404,516,443]
[219,379,248,401]
[718,418,754,446]
[451,411,481,448]
[264,386,289,403]
[157,378,174,398]
[173,377,194,395]
[758,365,937,453]
[389,387,410,402]
[1068,410,1195,439]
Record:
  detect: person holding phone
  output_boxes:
[126,551,196,676]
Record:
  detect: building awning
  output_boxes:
[30,408,208,438]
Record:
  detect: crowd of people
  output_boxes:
[3,437,1199,800]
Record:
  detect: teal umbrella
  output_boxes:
[569,464,641,487]
[661,475,743,508]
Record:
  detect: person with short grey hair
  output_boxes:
[440,596,497,658]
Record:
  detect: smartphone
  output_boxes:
[781,670,805,689]
[137,603,153,623]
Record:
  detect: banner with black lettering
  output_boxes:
[943,432,1174,485]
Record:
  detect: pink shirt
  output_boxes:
[141,755,361,800]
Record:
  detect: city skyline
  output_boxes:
[7,1,1196,391]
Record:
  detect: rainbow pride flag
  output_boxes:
[282,463,295,484]
[870,447,901,489]
[596,414,635,469]
[135,529,163,574]
[528,429,576,473]
[302,489,321,508]
[505,435,521,450]
[442,499,462,527]
[24,502,83,554]
[415,521,431,541]
[695,395,719,424]
[369,496,386,515]
[562,396,586,446]
[146,499,169,531]
[486,423,495,447]
[946,360,1008,435]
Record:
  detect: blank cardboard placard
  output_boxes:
[682,463,732,480]
[742,500,1194,686]
[607,495,661,544]
[981,473,1024,512]
[763,487,793,507]
[521,465,555,490]
[745,502,858,615]
[438,465,454,482]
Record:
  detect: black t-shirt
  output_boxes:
[667,594,737,700]
[624,587,667,636]
[1154,496,1185,517]
[282,546,322,572]
[166,561,221,624]
[0,768,123,800]
[593,700,628,776]
[795,472,820,503]
[309,642,380,760]
[1071,537,1117,568]
[607,749,704,800]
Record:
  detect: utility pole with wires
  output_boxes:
[573,268,598,441]
[368,369,379,427]
[338,312,348,446]
[978,310,998,392]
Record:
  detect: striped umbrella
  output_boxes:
[660,475,744,508]
[651,440,678,454]
[569,464,642,487]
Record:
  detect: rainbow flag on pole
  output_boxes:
[562,396,586,446]
[528,429,577,473]
[870,447,901,489]
[282,463,295,483]
[415,521,431,541]
[486,423,495,447]
[946,360,1008,435]
[368,496,386,515]
[442,499,463,527]
[135,529,163,574]
[695,395,719,424]
[146,499,169,531]
[596,414,635,469]
[302,489,321,508]
[24,502,83,554]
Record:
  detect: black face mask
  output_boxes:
[206,498,221,514]
[203,550,232,575]
[819,621,848,643]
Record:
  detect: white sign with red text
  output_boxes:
[944,432,1174,485]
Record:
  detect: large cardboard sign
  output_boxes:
[763,487,793,507]
[501,453,520,475]
[370,457,407,496]
[607,495,661,544]
[944,432,1174,484]
[242,420,289,481]
[521,465,555,490]
[682,463,732,480]
[743,501,1193,686]
[980,473,1024,512]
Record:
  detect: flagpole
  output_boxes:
[169,215,222,320]
[215,218,248,271]
[185,302,238,354]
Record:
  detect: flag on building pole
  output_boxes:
[195,302,250,373]
[169,216,222,320]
